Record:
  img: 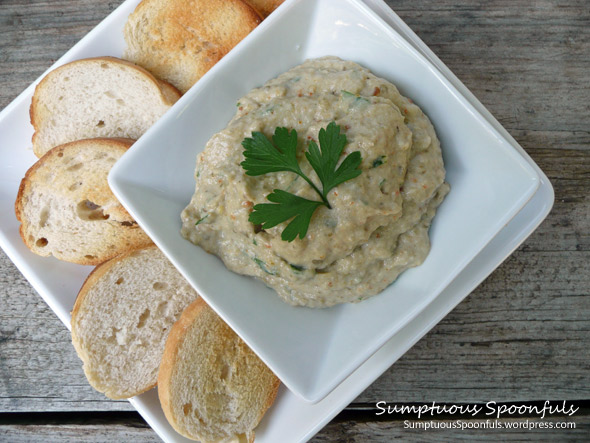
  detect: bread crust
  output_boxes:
[30,57,181,157]
[158,298,280,442]
[15,137,152,265]
[243,0,284,17]
[124,0,262,93]
[157,298,207,432]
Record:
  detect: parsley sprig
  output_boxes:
[241,122,362,242]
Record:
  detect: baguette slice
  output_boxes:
[15,138,151,265]
[71,245,200,399]
[30,56,180,157]
[124,0,262,93]
[243,0,284,17]
[159,298,280,442]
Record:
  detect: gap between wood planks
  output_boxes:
[0,400,588,426]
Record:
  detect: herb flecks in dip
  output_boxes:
[181,57,450,308]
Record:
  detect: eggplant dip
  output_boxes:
[181,57,449,308]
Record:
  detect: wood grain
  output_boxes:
[0,0,589,441]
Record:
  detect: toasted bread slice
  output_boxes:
[243,0,284,17]
[158,298,280,442]
[30,56,180,157]
[15,138,151,265]
[124,0,262,93]
[71,245,200,399]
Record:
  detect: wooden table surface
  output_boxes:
[1,0,589,441]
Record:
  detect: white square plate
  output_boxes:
[109,0,540,403]
[0,0,553,440]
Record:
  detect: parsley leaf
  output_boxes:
[306,122,362,203]
[241,127,301,176]
[241,127,325,202]
[248,190,324,241]
[241,122,362,242]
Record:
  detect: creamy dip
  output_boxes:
[181,57,449,307]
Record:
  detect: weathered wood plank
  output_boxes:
[0,414,588,442]
[388,0,590,136]
[314,416,590,442]
[0,422,159,442]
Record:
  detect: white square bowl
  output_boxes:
[109,0,540,403]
